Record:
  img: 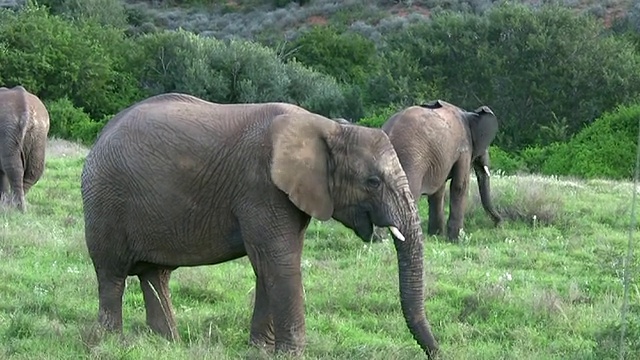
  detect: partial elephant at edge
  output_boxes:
[0,85,51,213]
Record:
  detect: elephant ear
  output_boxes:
[468,106,499,158]
[270,113,338,221]
[420,100,445,109]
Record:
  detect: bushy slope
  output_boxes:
[119,0,631,44]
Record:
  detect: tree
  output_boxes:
[383,3,640,151]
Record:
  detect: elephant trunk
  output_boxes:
[390,184,439,358]
[475,165,502,226]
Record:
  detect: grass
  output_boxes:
[0,138,639,359]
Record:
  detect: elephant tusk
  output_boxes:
[389,226,405,241]
[483,165,490,177]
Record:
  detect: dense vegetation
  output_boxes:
[0,2,638,358]
[2,0,640,180]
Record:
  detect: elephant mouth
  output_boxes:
[355,212,375,242]
[334,206,405,243]
[357,211,405,243]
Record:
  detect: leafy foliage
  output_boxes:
[539,103,640,180]
[0,4,141,119]
[36,0,129,28]
[1,1,640,180]
[133,29,348,117]
[287,25,380,85]
[382,3,640,151]
[45,97,107,145]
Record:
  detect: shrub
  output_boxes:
[383,3,640,151]
[287,25,380,85]
[45,97,105,144]
[284,59,347,118]
[134,29,348,117]
[37,0,129,29]
[487,146,525,175]
[356,105,401,128]
[0,4,141,119]
[539,103,640,180]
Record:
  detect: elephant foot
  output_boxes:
[249,334,275,351]
[426,226,444,237]
[446,226,462,243]
[274,341,305,357]
[9,196,26,213]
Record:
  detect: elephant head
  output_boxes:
[467,106,499,162]
[465,106,502,226]
[269,113,439,357]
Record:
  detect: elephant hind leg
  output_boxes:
[427,184,446,236]
[2,153,26,212]
[0,171,9,204]
[139,267,179,341]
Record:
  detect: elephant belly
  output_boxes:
[127,219,248,273]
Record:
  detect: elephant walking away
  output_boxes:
[81,93,439,358]
[379,99,503,242]
[0,86,50,212]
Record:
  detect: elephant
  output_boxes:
[81,93,439,358]
[376,99,502,242]
[0,85,50,212]
[332,117,351,125]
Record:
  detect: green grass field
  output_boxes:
[0,139,638,359]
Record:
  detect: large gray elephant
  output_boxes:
[81,93,439,358]
[378,99,502,242]
[0,85,50,212]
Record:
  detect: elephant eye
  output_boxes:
[366,176,382,189]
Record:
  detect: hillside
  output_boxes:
[119,0,633,43]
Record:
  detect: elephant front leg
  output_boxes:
[447,165,470,242]
[248,275,275,349]
[427,185,446,236]
[244,238,306,355]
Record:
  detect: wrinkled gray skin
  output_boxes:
[376,100,502,242]
[0,86,50,212]
[332,117,351,125]
[81,93,439,358]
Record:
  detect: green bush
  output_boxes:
[383,3,640,151]
[287,25,380,85]
[538,103,640,180]
[0,4,141,119]
[356,105,400,128]
[488,146,525,175]
[134,29,348,117]
[45,97,105,144]
[37,0,129,28]
[285,59,347,118]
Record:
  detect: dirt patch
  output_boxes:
[307,15,328,25]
